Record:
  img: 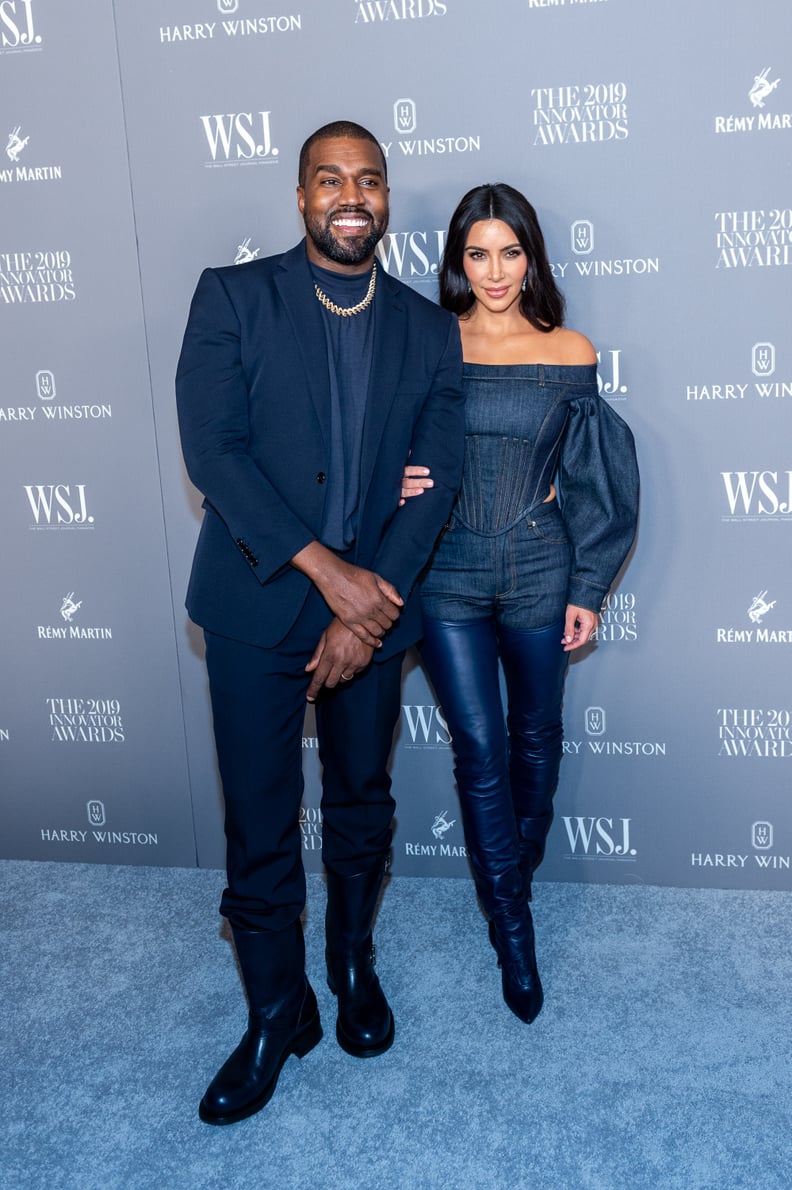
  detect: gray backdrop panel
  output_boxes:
[1,0,789,890]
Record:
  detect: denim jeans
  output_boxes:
[421,497,570,629]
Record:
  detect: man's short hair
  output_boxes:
[298,121,387,186]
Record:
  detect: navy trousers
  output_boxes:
[205,587,404,933]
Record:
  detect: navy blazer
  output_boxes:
[176,240,465,655]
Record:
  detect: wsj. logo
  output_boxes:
[597,349,627,397]
[571,220,593,255]
[721,471,792,517]
[747,591,775,624]
[35,369,55,400]
[376,230,446,282]
[234,237,260,265]
[60,593,81,622]
[218,0,238,13]
[585,707,605,736]
[0,0,41,50]
[24,484,94,526]
[752,342,775,377]
[752,821,773,850]
[87,800,105,827]
[394,99,417,135]
[562,816,636,859]
[200,112,278,164]
[402,704,451,746]
[431,811,455,840]
[6,125,28,161]
[749,67,780,109]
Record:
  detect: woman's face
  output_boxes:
[462,219,526,314]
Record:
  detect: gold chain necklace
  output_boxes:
[314,262,377,317]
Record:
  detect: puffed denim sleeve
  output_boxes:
[556,392,639,612]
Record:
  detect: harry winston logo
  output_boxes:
[752,821,773,850]
[87,800,106,827]
[394,99,417,135]
[752,342,775,377]
[36,369,55,400]
[571,220,593,255]
[585,707,606,736]
[217,0,238,13]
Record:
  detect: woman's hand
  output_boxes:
[562,605,599,652]
[399,464,433,506]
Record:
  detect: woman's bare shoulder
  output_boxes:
[551,327,598,365]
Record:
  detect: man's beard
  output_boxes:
[304,208,387,266]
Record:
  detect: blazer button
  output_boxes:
[316,472,326,484]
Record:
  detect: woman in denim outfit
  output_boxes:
[403,185,639,1024]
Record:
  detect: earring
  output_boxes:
[521,276,527,292]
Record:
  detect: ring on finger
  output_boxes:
[340,672,353,681]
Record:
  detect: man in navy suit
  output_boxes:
[176,121,464,1125]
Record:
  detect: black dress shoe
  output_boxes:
[199,981,322,1126]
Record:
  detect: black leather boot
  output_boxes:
[325,856,395,1058]
[199,922,322,1126]
[515,812,554,902]
[489,899,544,1025]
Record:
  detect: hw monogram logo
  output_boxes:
[394,99,417,135]
[752,342,775,377]
[87,800,105,827]
[752,821,773,850]
[217,0,238,14]
[571,220,593,255]
[585,706,606,736]
[35,369,55,400]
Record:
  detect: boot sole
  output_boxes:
[198,1012,323,1126]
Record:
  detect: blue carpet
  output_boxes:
[1,861,789,1189]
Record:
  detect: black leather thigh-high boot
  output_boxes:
[421,616,544,1024]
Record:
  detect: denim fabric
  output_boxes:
[421,363,639,620]
[421,497,570,628]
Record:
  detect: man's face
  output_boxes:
[297,136,389,272]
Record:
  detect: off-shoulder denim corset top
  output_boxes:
[454,362,598,535]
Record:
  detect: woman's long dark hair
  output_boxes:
[439,183,565,331]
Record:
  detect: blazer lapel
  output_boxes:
[360,270,407,497]
[273,241,331,448]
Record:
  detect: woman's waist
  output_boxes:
[451,491,559,537]
[455,436,559,531]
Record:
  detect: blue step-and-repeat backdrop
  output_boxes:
[2,0,790,891]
